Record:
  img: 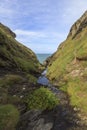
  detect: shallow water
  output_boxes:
[37,70,87,130]
[37,70,50,86]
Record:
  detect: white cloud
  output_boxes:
[14,29,66,53]
[14,29,66,39]
[14,30,46,38]
[61,0,87,24]
[0,0,87,53]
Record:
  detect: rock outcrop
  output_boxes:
[67,11,87,39]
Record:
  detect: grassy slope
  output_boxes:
[0,24,41,74]
[0,23,41,100]
[0,23,43,104]
[47,18,87,114]
[0,24,43,129]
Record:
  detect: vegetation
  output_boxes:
[26,87,59,110]
[0,23,42,106]
[47,13,87,114]
[0,24,41,73]
[0,74,23,104]
[67,78,87,113]
[0,74,23,88]
[0,104,19,130]
[0,23,44,129]
[26,74,37,84]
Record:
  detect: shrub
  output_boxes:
[26,87,59,110]
[0,104,19,130]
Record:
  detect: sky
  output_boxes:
[0,0,87,53]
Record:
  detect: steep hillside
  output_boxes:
[47,11,87,116]
[0,23,44,130]
[0,23,41,73]
[0,23,43,103]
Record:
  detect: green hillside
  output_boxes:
[47,11,87,115]
[0,23,41,73]
[0,23,43,129]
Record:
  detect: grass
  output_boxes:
[0,74,23,104]
[26,74,37,84]
[47,27,87,81]
[26,87,59,110]
[0,74,23,88]
[0,104,19,130]
[47,25,87,114]
[67,78,87,113]
[0,26,41,73]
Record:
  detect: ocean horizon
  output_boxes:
[36,53,52,64]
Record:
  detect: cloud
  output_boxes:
[15,30,47,38]
[14,29,66,53]
[0,0,87,53]
[14,29,65,39]
[61,0,87,24]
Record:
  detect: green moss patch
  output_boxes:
[26,87,59,110]
[26,74,37,84]
[0,74,23,88]
[0,104,19,130]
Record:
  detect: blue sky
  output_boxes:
[0,0,87,53]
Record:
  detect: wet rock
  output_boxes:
[17,110,54,130]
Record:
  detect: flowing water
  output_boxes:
[37,70,68,102]
[37,69,51,86]
[37,70,86,130]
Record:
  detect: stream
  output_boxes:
[18,70,87,130]
[37,69,68,104]
[37,70,86,130]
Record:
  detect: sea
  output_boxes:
[36,54,52,64]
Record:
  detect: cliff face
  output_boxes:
[47,11,87,115]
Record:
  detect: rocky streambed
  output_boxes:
[17,70,87,130]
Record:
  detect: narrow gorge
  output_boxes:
[0,11,87,130]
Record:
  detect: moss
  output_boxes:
[26,74,37,84]
[0,74,23,104]
[0,74,23,88]
[0,104,19,130]
[15,57,37,72]
[7,95,21,105]
[26,87,59,110]
[0,25,41,74]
